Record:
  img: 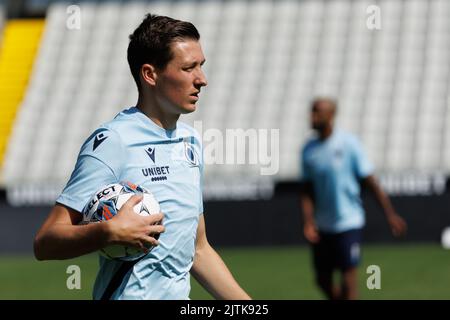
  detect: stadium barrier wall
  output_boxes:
[1,180,450,253]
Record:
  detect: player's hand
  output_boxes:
[105,194,165,251]
[304,222,320,244]
[387,213,407,237]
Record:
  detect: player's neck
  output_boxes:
[136,96,179,130]
[319,126,333,140]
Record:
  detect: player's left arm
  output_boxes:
[350,136,407,237]
[362,175,407,237]
[190,214,251,300]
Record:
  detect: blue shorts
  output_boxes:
[312,228,362,272]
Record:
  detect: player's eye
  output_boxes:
[183,65,195,72]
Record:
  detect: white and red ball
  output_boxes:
[81,182,160,261]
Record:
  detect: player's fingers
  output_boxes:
[123,194,143,209]
[402,221,408,234]
[393,223,406,237]
[398,218,407,231]
[392,223,399,236]
[147,224,165,235]
[398,222,407,236]
[142,235,159,247]
[392,228,399,237]
[303,231,311,242]
[304,229,311,240]
[134,240,150,253]
[144,212,164,224]
[129,241,146,251]
[397,223,405,236]
[305,230,319,243]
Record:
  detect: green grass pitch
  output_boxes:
[0,244,448,299]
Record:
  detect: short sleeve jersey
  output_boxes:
[301,129,373,233]
[57,107,203,299]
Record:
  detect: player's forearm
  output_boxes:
[375,191,396,217]
[365,176,396,217]
[300,194,315,225]
[34,222,110,260]
[191,244,251,300]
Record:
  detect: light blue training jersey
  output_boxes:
[57,106,203,300]
[301,129,374,233]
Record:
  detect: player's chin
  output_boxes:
[179,102,198,114]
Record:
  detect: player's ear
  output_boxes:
[141,64,157,87]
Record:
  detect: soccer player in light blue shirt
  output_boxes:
[299,98,407,300]
[34,14,250,300]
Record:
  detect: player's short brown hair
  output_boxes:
[127,14,200,92]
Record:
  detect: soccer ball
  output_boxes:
[81,182,160,261]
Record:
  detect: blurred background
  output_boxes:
[0,0,449,299]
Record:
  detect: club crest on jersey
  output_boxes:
[333,148,344,167]
[184,142,199,166]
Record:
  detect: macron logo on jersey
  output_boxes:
[93,133,108,151]
[146,147,155,163]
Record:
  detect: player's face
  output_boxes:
[311,101,334,131]
[155,40,207,114]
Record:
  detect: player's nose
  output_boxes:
[194,69,207,87]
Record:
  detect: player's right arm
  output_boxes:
[299,145,319,243]
[299,181,319,243]
[34,128,165,260]
[34,197,164,261]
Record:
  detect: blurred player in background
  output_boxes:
[299,98,407,300]
[34,14,250,300]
